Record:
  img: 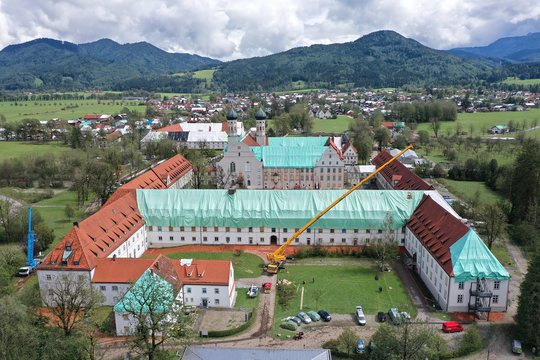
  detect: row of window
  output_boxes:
[186,287,219,294]
[456,294,499,304]
[151,226,391,234]
[184,297,220,305]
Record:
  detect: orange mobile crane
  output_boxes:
[265,145,414,274]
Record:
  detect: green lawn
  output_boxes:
[435,178,503,205]
[0,141,76,162]
[503,77,540,85]
[0,98,147,123]
[193,69,216,82]
[37,206,87,251]
[33,190,82,206]
[311,116,353,133]
[417,108,540,137]
[234,288,261,309]
[148,251,264,279]
[270,263,416,337]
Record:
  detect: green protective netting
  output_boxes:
[268,137,328,147]
[450,230,510,282]
[114,269,174,313]
[250,146,329,168]
[136,189,426,230]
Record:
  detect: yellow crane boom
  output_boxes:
[267,145,414,264]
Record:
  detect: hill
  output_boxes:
[448,32,540,62]
[203,30,494,92]
[0,38,220,90]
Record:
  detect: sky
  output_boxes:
[0,0,539,61]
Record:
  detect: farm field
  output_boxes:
[270,263,416,337]
[417,108,540,137]
[146,251,264,279]
[193,69,216,82]
[503,77,540,85]
[0,98,147,123]
[0,141,75,162]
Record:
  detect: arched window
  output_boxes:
[230,162,236,173]
[245,162,251,172]
[247,180,251,186]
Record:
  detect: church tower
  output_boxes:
[227,108,238,145]
[255,107,266,146]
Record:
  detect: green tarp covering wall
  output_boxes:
[114,269,174,313]
[249,137,330,168]
[450,230,510,282]
[136,189,426,230]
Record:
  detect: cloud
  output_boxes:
[0,0,540,60]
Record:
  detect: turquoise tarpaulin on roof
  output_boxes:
[450,230,510,282]
[268,137,328,147]
[136,189,426,230]
[250,146,329,168]
[113,269,174,313]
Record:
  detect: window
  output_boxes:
[214,237,219,242]
[494,281,500,290]
[123,314,129,321]
[170,236,174,241]
[226,227,230,232]
[215,288,219,294]
[191,226,196,232]
[192,237,196,241]
[378,229,382,234]
[158,236,163,241]
[180,226,184,231]
[327,168,330,173]
[246,162,251,172]
[203,237,208,242]
[112,286,118,291]
[100,286,106,291]
[283,228,288,233]
[181,236,185,241]
[215,299,220,305]
[48,289,53,296]
[366,229,370,233]
[457,294,463,303]
[249,227,253,232]
[149,226,153,232]
[318,229,323,234]
[354,229,358,234]
[260,237,264,242]
[187,288,191,293]
[493,295,499,304]
[202,288,207,294]
[327,176,330,181]
[307,228,311,233]
[169,226,173,231]
[439,284,442,292]
[342,229,346,233]
[458,282,464,289]
[226,237,230,243]
[333,168,336,173]
[237,237,241,242]
[295,238,299,243]
[330,238,334,243]
[230,162,236,172]
[444,290,447,298]
[272,228,276,233]
[342,238,346,243]
[260,227,264,232]
[237,228,241,232]
[214,227,219,232]
[330,229,334,233]
[158,226,162,232]
[46,274,52,280]
[203,227,207,232]
[321,169,324,173]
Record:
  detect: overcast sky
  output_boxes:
[0,0,539,61]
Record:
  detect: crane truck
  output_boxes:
[18,208,41,276]
[265,145,414,274]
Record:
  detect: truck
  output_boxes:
[247,285,258,298]
[18,208,41,276]
[265,145,414,274]
[262,282,271,293]
[388,308,402,325]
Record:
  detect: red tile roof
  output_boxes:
[242,132,259,147]
[92,258,154,283]
[83,114,101,120]
[173,259,230,286]
[325,137,344,161]
[153,153,193,185]
[372,150,433,190]
[342,140,357,154]
[221,122,227,132]
[406,195,469,276]
[155,124,184,132]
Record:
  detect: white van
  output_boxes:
[356,305,366,326]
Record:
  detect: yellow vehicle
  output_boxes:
[265,145,413,274]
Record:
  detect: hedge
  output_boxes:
[200,309,257,338]
[439,344,482,359]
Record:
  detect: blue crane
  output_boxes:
[18,207,40,276]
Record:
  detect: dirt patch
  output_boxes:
[449,312,506,323]
[199,309,249,332]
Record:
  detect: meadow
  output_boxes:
[503,77,540,85]
[0,141,75,162]
[270,263,416,336]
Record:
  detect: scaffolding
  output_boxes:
[468,278,493,320]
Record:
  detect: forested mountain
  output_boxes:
[202,30,494,92]
[448,32,540,63]
[0,38,219,90]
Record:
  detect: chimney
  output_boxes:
[73,221,80,229]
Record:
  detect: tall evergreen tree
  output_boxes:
[510,139,540,226]
[516,252,540,347]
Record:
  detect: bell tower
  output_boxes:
[255,107,266,146]
[227,108,238,145]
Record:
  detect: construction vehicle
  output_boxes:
[262,282,271,293]
[247,285,258,298]
[265,145,414,273]
[18,208,41,276]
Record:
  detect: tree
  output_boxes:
[374,126,391,149]
[86,160,117,206]
[0,296,38,360]
[210,165,233,189]
[510,139,540,226]
[187,151,209,189]
[429,119,441,137]
[42,272,105,336]
[337,327,357,356]
[478,204,507,250]
[372,322,436,360]
[312,288,323,310]
[34,222,55,250]
[370,212,399,272]
[120,271,193,360]
[516,252,540,348]
[64,204,75,221]
[418,130,429,146]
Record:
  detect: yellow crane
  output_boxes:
[265,145,414,274]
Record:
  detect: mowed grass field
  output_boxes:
[235,288,261,309]
[270,263,416,336]
[417,108,540,137]
[435,178,504,206]
[146,251,264,279]
[267,115,353,134]
[193,69,216,82]
[503,77,540,85]
[0,98,147,123]
[0,141,75,162]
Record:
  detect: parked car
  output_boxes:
[298,312,312,324]
[442,321,464,333]
[388,308,401,325]
[307,310,321,322]
[378,311,386,322]
[512,340,522,354]
[401,311,411,323]
[318,310,332,322]
[280,321,298,331]
[289,316,303,327]
[356,340,365,354]
[356,305,366,326]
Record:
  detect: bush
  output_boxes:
[234,248,244,256]
[201,309,257,338]
[277,283,297,309]
[439,325,483,359]
[280,321,298,331]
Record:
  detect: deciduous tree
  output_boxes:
[478,203,507,250]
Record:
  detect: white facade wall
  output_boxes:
[167,169,194,189]
[107,226,148,259]
[148,225,406,247]
[404,228,509,312]
[219,140,263,189]
[93,282,131,306]
[37,270,92,305]
[343,147,358,165]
